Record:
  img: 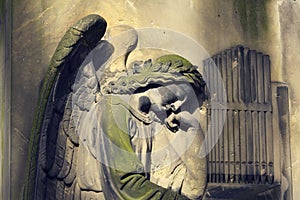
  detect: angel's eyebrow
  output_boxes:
[157,87,178,105]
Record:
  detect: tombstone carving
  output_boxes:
[22,14,208,200]
[22,14,292,200]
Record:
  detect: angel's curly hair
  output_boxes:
[155,54,206,94]
[102,54,206,96]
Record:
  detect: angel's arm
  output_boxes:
[98,96,189,200]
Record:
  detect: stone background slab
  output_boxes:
[4,0,300,199]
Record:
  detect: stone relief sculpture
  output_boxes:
[23,14,207,200]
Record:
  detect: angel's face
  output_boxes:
[131,83,199,121]
[147,84,188,113]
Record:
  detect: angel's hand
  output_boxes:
[165,111,200,132]
[164,97,187,112]
[164,103,176,112]
[165,112,180,132]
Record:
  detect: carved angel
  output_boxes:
[23,14,207,200]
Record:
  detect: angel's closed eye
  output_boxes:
[138,96,151,114]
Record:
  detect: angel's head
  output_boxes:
[102,54,206,105]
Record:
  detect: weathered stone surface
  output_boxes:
[9,0,300,199]
[0,1,11,200]
[278,1,300,199]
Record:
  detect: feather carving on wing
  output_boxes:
[22,14,140,200]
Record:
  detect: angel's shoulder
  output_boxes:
[97,95,131,120]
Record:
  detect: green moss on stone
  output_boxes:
[258,1,269,32]
[1,90,5,195]
[0,0,5,14]
[0,0,5,198]
[234,0,269,39]
[234,0,248,35]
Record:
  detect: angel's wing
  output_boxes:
[23,14,195,199]
[23,13,141,199]
[22,14,107,200]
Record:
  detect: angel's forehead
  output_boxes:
[151,83,192,94]
[142,83,192,101]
